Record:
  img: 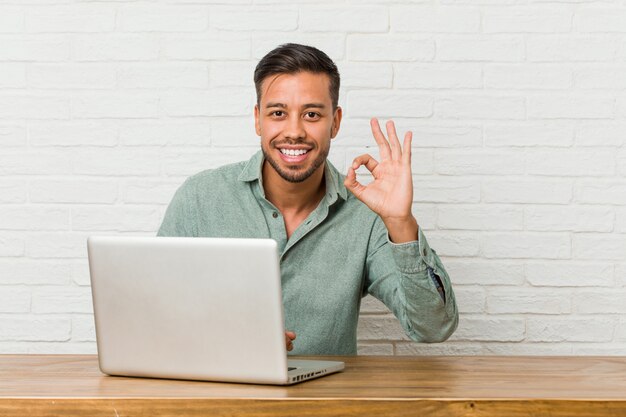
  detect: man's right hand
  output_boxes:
[285,331,296,352]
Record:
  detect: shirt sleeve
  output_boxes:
[365,216,459,343]
[157,178,197,237]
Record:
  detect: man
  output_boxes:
[158,43,458,355]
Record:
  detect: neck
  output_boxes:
[262,161,326,214]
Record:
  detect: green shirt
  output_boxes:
[158,151,458,355]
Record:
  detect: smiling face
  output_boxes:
[254,71,342,184]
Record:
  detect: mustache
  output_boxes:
[272,139,314,147]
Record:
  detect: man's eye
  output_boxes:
[306,112,319,119]
[272,111,284,117]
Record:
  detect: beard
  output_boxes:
[262,140,330,183]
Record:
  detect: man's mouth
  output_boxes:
[280,148,309,156]
[277,147,311,163]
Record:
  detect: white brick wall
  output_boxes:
[1,0,625,356]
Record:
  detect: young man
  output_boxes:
[158,43,458,355]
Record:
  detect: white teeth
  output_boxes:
[280,149,308,156]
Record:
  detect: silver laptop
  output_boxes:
[87,236,344,385]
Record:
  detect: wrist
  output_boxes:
[383,216,419,244]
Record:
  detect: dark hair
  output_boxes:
[254,43,340,110]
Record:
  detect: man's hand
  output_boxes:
[344,118,419,243]
[285,330,296,351]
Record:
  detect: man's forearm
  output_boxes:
[383,215,419,244]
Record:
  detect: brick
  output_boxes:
[391,6,480,33]
[395,342,483,356]
[574,8,626,32]
[0,180,26,203]
[347,91,433,118]
[435,150,524,175]
[28,64,115,90]
[526,149,615,176]
[483,343,573,355]
[25,5,115,33]
[29,121,118,147]
[483,8,572,33]
[356,343,394,355]
[26,232,89,259]
[0,150,72,175]
[484,64,572,89]
[394,63,482,89]
[526,261,613,287]
[73,34,159,62]
[71,206,162,232]
[72,315,96,342]
[71,260,90,287]
[120,121,211,147]
[337,63,392,89]
[414,179,480,203]
[526,206,614,232]
[527,35,618,62]
[348,35,435,62]
[575,65,626,89]
[360,295,391,314]
[573,290,626,314]
[0,206,69,231]
[576,123,626,147]
[0,317,70,342]
[528,95,614,119]
[208,117,256,147]
[438,205,523,231]
[0,7,23,32]
[209,61,257,87]
[616,208,626,233]
[573,233,626,261]
[617,319,626,341]
[0,288,31,313]
[487,288,571,314]
[423,231,480,257]
[618,150,626,177]
[0,124,26,146]
[210,8,297,31]
[485,123,573,147]
[32,287,93,314]
[482,232,571,259]
[122,180,180,205]
[412,204,437,231]
[162,89,253,117]
[162,147,258,177]
[444,260,525,285]
[164,35,250,60]
[119,5,208,32]
[437,36,524,62]
[30,179,118,204]
[72,94,159,119]
[451,318,525,342]
[454,287,486,313]
[0,260,71,285]
[435,95,525,120]
[0,95,69,120]
[527,318,614,342]
[356,315,409,341]
[0,35,70,61]
[0,234,24,257]
[253,34,344,61]
[301,6,387,32]
[573,343,626,355]
[483,179,572,204]
[118,64,209,89]
[0,63,25,88]
[576,181,626,205]
[72,149,160,176]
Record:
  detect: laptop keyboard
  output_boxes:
[288,367,297,371]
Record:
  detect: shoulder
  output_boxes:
[179,160,249,193]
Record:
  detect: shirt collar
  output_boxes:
[238,150,348,203]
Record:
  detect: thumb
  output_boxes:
[344,167,366,199]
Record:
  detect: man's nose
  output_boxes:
[283,115,306,140]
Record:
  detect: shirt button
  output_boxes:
[272,212,278,218]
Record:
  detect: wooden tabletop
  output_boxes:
[1,355,626,416]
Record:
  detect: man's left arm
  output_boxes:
[345,118,459,342]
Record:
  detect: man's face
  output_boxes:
[254,71,341,183]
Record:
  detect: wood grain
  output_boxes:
[1,355,626,416]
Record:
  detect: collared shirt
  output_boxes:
[158,151,458,355]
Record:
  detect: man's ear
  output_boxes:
[331,106,343,139]
[254,104,261,136]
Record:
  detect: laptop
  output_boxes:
[87,236,344,385]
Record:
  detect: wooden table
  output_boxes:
[1,355,626,416]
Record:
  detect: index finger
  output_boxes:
[370,118,391,160]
